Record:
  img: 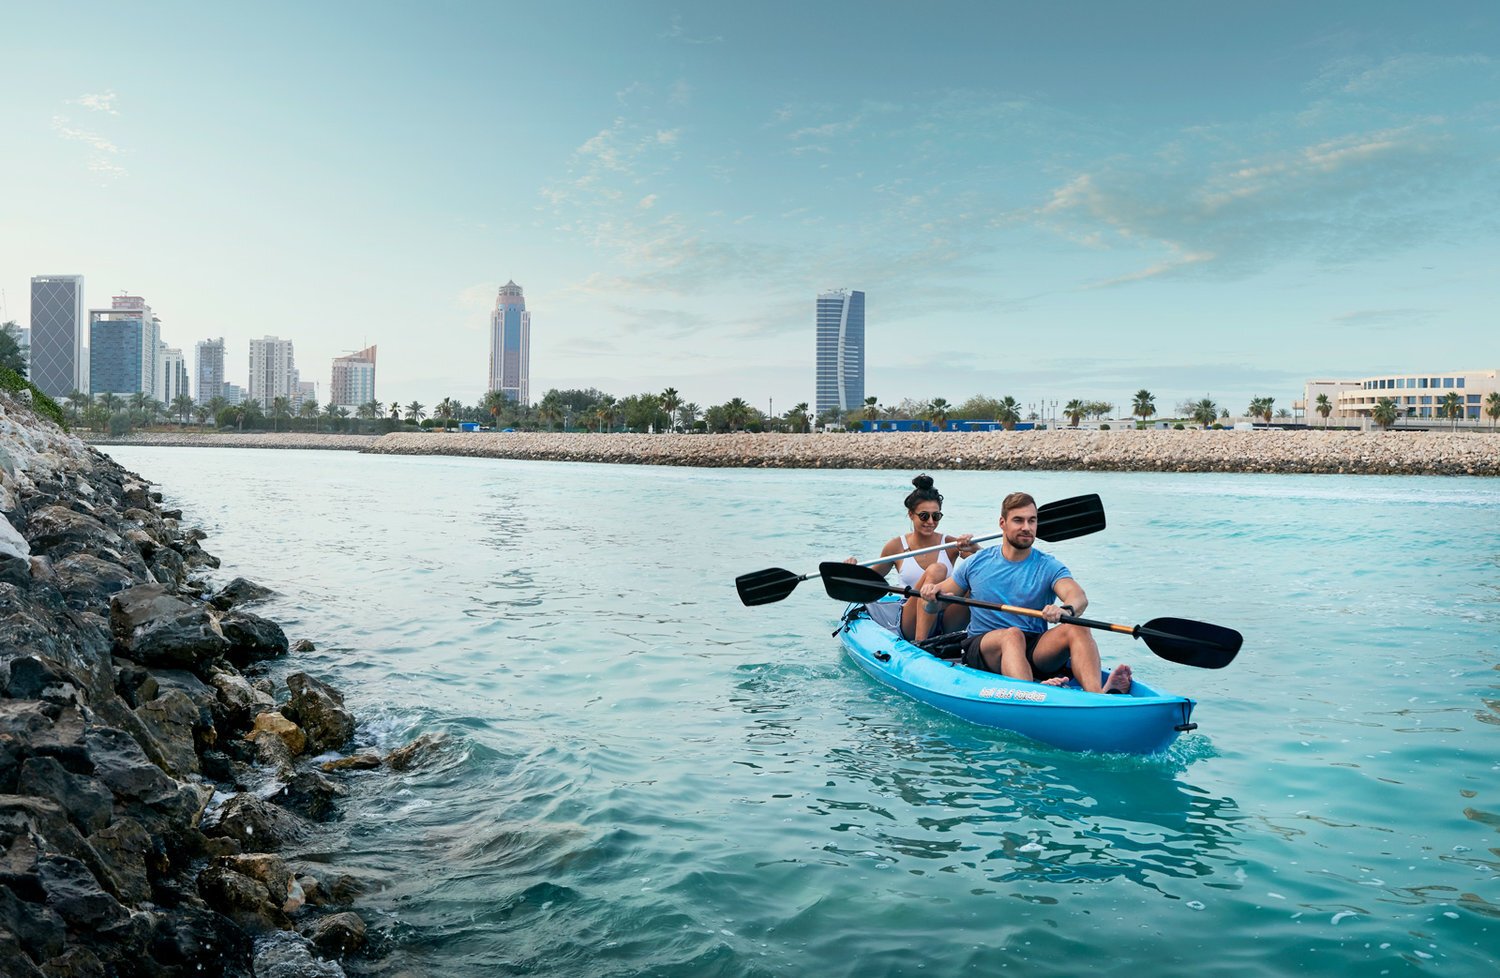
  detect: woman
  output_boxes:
[850,474,974,640]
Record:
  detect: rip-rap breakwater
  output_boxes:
[3,394,434,975]
[81,428,1500,475]
[362,429,1500,476]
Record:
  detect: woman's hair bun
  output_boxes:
[911,474,935,491]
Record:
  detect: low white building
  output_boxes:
[1301,370,1500,424]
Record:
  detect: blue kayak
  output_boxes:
[837,598,1197,755]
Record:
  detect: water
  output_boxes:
[101,448,1500,976]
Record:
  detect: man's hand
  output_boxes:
[1041,604,1070,624]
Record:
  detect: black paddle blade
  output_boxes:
[1036,493,1106,542]
[735,568,804,606]
[819,562,901,603]
[1137,617,1243,669]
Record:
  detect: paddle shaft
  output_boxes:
[845,576,1216,649]
[854,531,999,568]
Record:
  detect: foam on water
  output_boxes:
[103,448,1500,977]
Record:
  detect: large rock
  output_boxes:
[283,674,355,754]
[218,611,288,668]
[209,577,277,612]
[196,863,290,933]
[252,931,346,978]
[305,911,367,957]
[110,585,228,672]
[208,670,275,732]
[134,689,205,777]
[206,794,308,850]
[17,756,112,834]
[86,816,154,905]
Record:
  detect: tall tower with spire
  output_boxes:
[488,280,530,404]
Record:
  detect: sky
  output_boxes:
[3,1,1498,418]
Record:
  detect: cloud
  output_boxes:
[660,14,722,45]
[638,194,658,209]
[52,114,125,178]
[71,91,119,114]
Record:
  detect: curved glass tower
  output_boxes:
[815,289,864,419]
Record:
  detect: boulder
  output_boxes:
[218,611,289,668]
[4,656,82,706]
[143,901,253,978]
[85,816,153,906]
[17,756,112,834]
[134,689,204,777]
[206,794,308,850]
[51,553,139,610]
[283,674,355,754]
[244,712,306,757]
[0,886,65,969]
[319,754,381,773]
[196,863,290,933]
[385,732,445,772]
[36,853,131,933]
[209,577,277,612]
[110,585,228,673]
[271,768,346,822]
[305,911,367,956]
[208,670,275,733]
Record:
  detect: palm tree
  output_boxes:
[240,399,263,431]
[389,402,402,421]
[170,393,195,424]
[677,402,700,430]
[595,396,617,433]
[1315,393,1332,428]
[1132,389,1155,427]
[659,387,681,432]
[1439,391,1462,429]
[1064,399,1084,428]
[65,390,89,423]
[270,396,292,432]
[206,395,229,420]
[862,395,880,425]
[996,396,1022,430]
[435,397,457,427]
[1246,397,1274,425]
[1371,397,1399,430]
[299,398,320,431]
[786,402,810,434]
[927,397,951,432]
[1192,398,1218,427]
[723,397,751,432]
[1487,391,1500,430]
[405,401,426,423]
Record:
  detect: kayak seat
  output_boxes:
[918,630,967,660]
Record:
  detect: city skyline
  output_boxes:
[3,3,1499,415]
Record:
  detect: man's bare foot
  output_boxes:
[1102,664,1133,694]
[1040,676,1069,687]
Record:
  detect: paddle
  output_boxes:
[735,493,1106,607]
[818,562,1241,669]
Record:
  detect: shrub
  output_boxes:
[108,411,132,436]
[1099,423,1110,430]
[1211,423,1224,430]
[1173,423,1185,430]
[0,365,69,430]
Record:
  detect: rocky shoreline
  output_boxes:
[87,431,379,451]
[363,428,1500,476]
[3,394,428,974]
[84,428,1500,476]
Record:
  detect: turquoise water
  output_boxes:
[103,448,1500,976]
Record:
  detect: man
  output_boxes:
[917,491,1131,694]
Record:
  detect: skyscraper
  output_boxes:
[815,289,865,419]
[247,336,297,406]
[157,346,189,408]
[195,338,225,404]
[488,281,530,404]
[89,295,160,397]
[29,275,86,397]
[331,345,376,412]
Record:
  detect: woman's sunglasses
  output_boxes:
[913,511,943,523]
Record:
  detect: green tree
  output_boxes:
[1439,391,1462,429]
[0,322,26,377]
[240,398,264,431]
[1192,398,1218,427]
[1064,398,1084,428]
[862,395,880,424]
[299,398,320,430]
[677,402,701,430]
[65,390,89,423]
[594,396,617,433]
[1246,397,1274,424]
[389,402,402,421]
[170,393,195,424]
[955,395,1002,422]
[785,401,810,434]
[1371,397,1399,430]
[435,397,457,426]
[996,396,1022,430]
[1315,393,1332,428]
[1486,391,1500,430]
[926,397,951,431]
[723,397,751,432]
[1132,389,1155,426]
[270,396,293,432]
[405,400,426,423]
[659,387,681,432]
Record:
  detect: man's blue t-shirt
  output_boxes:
[953,546,1071,636]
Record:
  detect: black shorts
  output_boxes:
[960,629,1070,679]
